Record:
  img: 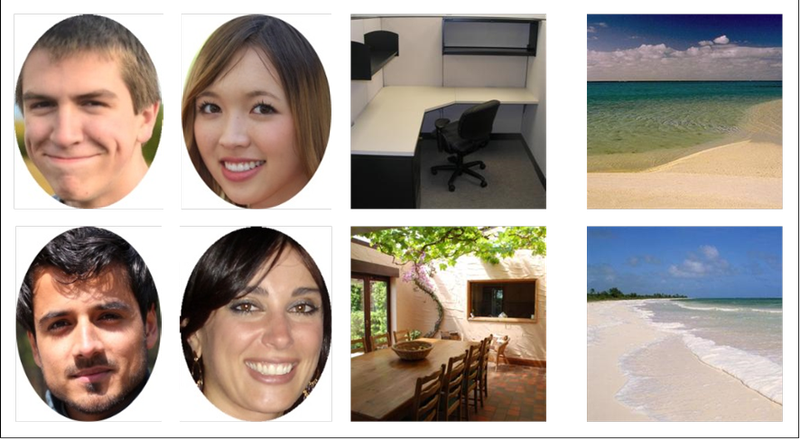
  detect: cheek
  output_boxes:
[24,117,51,147]
[253,120,298,158]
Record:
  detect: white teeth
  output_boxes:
[223,160,265,172]
[245,362,293,376]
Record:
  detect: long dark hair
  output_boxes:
[180,227,330,415]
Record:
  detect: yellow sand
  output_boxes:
[588,100,782,209]
[588,140,782,208]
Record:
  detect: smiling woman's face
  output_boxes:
[189,248,323,421]
[193,48,308,208]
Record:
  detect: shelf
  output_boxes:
[442,18,540,57]
[351,30,399,80]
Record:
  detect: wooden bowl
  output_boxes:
[392,341,433,361]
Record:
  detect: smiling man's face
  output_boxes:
[28,265,158,421]
[20,50,158,208]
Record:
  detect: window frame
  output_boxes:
[466,278,538,324]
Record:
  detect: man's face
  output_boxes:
[28,265,158,421]
[19,50,158,208]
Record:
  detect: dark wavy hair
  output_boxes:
[17,227,158,337]
[180,227,331,414]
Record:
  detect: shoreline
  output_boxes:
[587,301,782,421]
[587,99,782,208]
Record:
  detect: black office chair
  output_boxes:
[431,100,500,192]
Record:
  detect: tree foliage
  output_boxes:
[587,287,687,302]
[361,227,546,270]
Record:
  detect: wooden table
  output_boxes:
[351,338,475,421]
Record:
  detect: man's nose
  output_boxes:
[73,320,104,358]
[50,106,84,147]
[218,114,250,149]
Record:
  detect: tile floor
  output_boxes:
[467,364,547,422]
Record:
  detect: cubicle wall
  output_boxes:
[350,17,383,123]
[523,21,547,178]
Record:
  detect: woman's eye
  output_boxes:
[289,302,319,315]
[252,103,276,115]
[230,301,258,314]
[198,102,221,114]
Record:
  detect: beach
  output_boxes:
[587,300,782,421]
[587,84,782,208]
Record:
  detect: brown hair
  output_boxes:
[182,15,331,198]
[15,14,160,115]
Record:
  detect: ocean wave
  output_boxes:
[674,303,742,312]
[750,308,782,314]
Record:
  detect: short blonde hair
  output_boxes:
[182,15,331,198]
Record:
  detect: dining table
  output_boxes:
[351,337,476,421]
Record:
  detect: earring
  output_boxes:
[302,378,319,400]
[191,352,204,390]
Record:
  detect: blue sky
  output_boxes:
[587,15,783,81]
[587,227,782,298]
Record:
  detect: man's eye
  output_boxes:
[47,320,71,332]
[28,101,55,111]
[98,313,122,321]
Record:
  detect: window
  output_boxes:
[351,273,391,351]
[467,279,537,323]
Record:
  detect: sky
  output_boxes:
[587,15,783,81]
[587,227,782,298]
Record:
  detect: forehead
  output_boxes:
[21,49,130,98]
[251,248,315,287]
[208,48,284,95]
[31,265,139,317]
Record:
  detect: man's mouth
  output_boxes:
[71,366,114,383]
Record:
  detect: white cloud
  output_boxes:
[588,26,596,33]
[713,35,730,45]
[596,22,608,28]
[699,40,714,46]
[587,42,782,81]
[668,245,731,278]
[699,245,720,260]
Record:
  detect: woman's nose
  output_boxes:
[218,114,250,149]
[261,312,293,350]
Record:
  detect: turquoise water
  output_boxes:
[587,81,782,170]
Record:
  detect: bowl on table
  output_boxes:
[392,340,433,361]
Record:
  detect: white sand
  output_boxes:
[587,301,782,421]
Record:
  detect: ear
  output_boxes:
[136,101,160,145]
[144,305,159,350]
[26,331,42,368]
[186,327,203,358]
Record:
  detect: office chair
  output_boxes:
[431,100,500,192]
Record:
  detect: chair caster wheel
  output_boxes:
[431,169,437,175]
[480,181,488,188]
[479,163,486,170]
[449,185,456,192]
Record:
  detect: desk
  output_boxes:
[351,86,538,208]
[351,338,475,421]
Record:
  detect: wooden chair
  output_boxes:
[462,343,482,420]
[412,364,445,421]
[351,338,366,355]
[488,334,510,370]
[371,333,389,351]
[478,336,491,404]
[393,329,411,345]
[439,350,468,421]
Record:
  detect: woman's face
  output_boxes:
[194,48,308,208]
[190,248,324,421]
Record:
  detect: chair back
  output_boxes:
[371,333,389,351]
[412,364,445,421]
[458,100,500,141]
[440,350,468,420]
[351,337,366,355]
[393,329,411,345]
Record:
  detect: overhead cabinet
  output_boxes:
[442,17,540,57]
[351,30,399,80]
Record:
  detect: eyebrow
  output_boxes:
[37,300,133,327]
[244,286,321,297]
[22,89,119,102]
[196,90,281,101]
